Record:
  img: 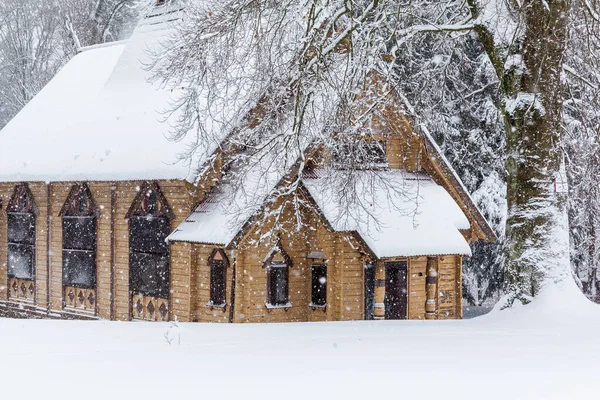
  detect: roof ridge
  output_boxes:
[78,40,128,53]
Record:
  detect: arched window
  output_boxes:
[7,183,37,281]
[208,248,229,306]
[127,182,174,299]
[60,184,98,289]
[263,242,292,307]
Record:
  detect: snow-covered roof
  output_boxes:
[167,152,301,245]
[170,166,472,257]
[0,5,215,182]
[303,169,472,257]
[166,183,246,246]
[392,89,497,242]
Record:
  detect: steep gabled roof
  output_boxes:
[169,70,497,253]
[302,169,472,257]
[390,89,498,242]
[0,4,226,182]
[167,144,307,246]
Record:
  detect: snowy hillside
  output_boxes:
[1,280,598,399]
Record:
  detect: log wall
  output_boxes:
[191,244,233,323]
[0,179,195,321]
[0,179,464,322]
[230,195,368,323]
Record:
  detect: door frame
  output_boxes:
[384,261,408,320]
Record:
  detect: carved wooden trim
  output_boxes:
[207,248,229,267]
[125,181,174,220]
[63,286,96,314]
[59,183,99,217]
[131,294,169,321]
[262,238,292,268]
[8,278,35,303]
[6,183,38,215]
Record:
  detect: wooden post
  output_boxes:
[228,249,236,323]
[425,257,438,320]
[373,261,385,319]
[46,183,51,313]
[456,256,463,319]
[110,184,116,320]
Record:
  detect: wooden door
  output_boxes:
[384,262,407,320]
[364,262,376,320]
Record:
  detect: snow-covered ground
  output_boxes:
[1,280,598,399]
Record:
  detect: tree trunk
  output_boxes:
[500,1,571,305]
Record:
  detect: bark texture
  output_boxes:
[499,1,570,304]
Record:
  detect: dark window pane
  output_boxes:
[311,264,327,306]
[63,216,96,251]
[8,213,35,245]
[8,243,34,279]
[210,262,226,305]
[129,252,169,298]
[275,267,288,305]
[364,263,376,320]
[268,262,288,305]
[62,250,96,288]
[129,217,170,254]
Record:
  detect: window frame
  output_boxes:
[128,215,171,298]
[6,184,37,281]
[310,263,327,307]
[61,185,99,289]
[61,216,97,289]
[266,260,290,307]
[209,260,227,307]
[127,182,174,299]
[263,243,292,309]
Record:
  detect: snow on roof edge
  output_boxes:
[78,40,129,53]
[391,88,498,242]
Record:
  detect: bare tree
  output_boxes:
[0,0,144,128]
[563,0,600,302]
[59,0,146,48]
[0,0,69,128]
[153,0,600,307]
[150,0,593,305]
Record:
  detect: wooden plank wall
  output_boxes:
[0,178,465,322]
[0,183,10,302]
[191,244,232,323]
[113,180,193,322]
[381,127,421,172]
[374,255,463,321]
[437,255,459,319]
[112,181,137,320]
[90,183,112,318]
[49,183,72,313]
[0,179,194,320]
[408,256,427,320]
[30,183,49,309]
[308,222,337,322]
[337,237,364,321]
[0,182,49,310]
[235,226,311,323]
[232,196,366,323]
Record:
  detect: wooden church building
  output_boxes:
[0,4,495,323]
